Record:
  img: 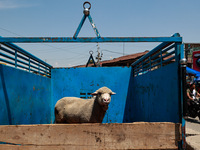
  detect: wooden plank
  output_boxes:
[0,122,181,150]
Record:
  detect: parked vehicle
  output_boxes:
[187,98,200,119]
[0,2,186,149]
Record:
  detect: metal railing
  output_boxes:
[131,34,182,77]
[0,41,52,78]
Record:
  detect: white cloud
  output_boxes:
[0,0,36,9]
[55,62,59,67]
[68,64,72,67]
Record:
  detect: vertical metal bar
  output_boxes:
[134,66,137,76]
[38,63,40,75]
[15,50,17,68]
[180,60,187,149]
[175,43,178,63]
[181,45,187,150]
[174,33,182,63]
[181,118,186,150]
[181,63,187,117]
[142,61,144,74]
[174,34,184,138]
[49,68,50,77]
[149,56,151,71]
[88,14,101,38]
[46,67,47,77]
[178,43,186,149]
[160,49,163,67]
[28,58,30,72]
[73,15,87,39]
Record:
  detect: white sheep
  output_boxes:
[54,87,116,123]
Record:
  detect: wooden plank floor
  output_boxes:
[0,122,181,150]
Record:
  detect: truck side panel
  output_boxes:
[124,62,180,123]
[0,64,51,125]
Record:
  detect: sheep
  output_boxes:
[54,87,116,123]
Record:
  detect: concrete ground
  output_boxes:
[186,117,200,150]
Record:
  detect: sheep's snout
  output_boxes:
[102,93,111,105]
[103,98,110,103]
[103,100,110,105]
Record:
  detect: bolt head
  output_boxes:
[180,58,187,65]
[83,9,90,16]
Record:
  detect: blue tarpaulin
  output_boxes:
[186,67,200,81]
[186,67,200,77]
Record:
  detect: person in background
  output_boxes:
[187,82,200,105]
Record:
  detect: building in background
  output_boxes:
[74,51,149,68]
[185,43,200,83]
[185,43,200,69]
[193,50,200,72]
[74,49,175,68]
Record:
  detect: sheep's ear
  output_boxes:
[111,92,116,95]
[91,92,98,96]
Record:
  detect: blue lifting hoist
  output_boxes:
[73,1,101,39]
[74,1,101,67]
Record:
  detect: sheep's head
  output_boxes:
[91,87,116,107]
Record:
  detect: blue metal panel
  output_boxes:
[129,62,180,123]
[51,67,132,123]
[0,63,182,124]
[0,64,52,125]
[0,36,182,43]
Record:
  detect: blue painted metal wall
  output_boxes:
[124,62,180,123]
[0,63,180,124]
[0,64,51,125]
[51,67,132,123]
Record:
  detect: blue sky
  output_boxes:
[0,0,200,67]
